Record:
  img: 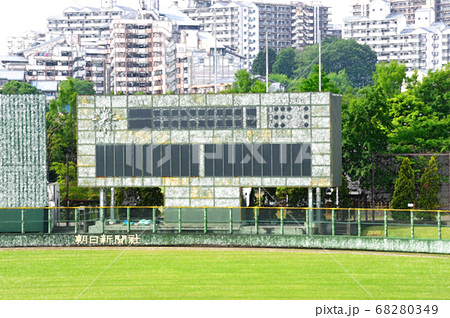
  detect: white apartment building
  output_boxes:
[181,1,259,69]
[351,1,450,26]
[344,0,450,71]
[7,31,47,55]
[47,1,137,47]
[181,1,330,68]
[176,30,242,93]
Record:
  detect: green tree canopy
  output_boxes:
[372,61,407,99]
[291,64,339,93]
[250,48,276,76]
[1,81,39,94]
[342,85,391,190]
[387,64,450,154]
[47,78,95,165]
[391,157,415,220]
[272,47,298,79]
[222,69,267,93]
[295,38,377,88]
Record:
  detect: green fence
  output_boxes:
[1,206,449,240]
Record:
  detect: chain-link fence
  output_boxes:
[1,206,448,240]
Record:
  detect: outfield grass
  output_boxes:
[362,225,450,239]
[0,247,449,300]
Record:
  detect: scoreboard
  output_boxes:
[77,92,341,207]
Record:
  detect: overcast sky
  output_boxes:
[0,0,354,55]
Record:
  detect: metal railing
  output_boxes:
[0,206,448,240]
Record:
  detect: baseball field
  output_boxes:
[0,247,449,300]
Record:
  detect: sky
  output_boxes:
[0,0,354,55]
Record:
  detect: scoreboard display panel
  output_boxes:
[77,93,342,207]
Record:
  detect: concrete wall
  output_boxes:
[0,94,47,208]
[1,234,448,254]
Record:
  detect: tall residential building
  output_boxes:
[437,0,450,24]
[343,0,450,71]
[180,1,330,67]
[390,0,434,25]
[109,5,241,94]
[352,0,372,17]
[47,4,137,48]
[352,1,440,25]
[180,1,259,69]
[255,2,294,53]
[292,2,330,51]
[109,17,177,95]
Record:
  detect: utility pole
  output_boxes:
[266,32,269,93]
[315,3,322,92]
[214,8,218,93]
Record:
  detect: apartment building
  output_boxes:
[180,1,259,69]
[437,0,450,24]
[47,1,137,47]
[180,1,330,67]
[109,17,177,95]
[344,0,450,71]
[390,1,432,25]
[292,2,330,50]
[352,0,372,17]
[351,1,446,26]
[177,30,242,94]
[109,5,242,95]
[7,31,47,55]
[255,2,294,53]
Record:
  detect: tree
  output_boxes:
[47,78,95,203]
[291,64,339,93]
[416,157,440,220]
[222,69,267,93]
[413,63,450,119]
[372,61,407,99]
[47,78,95,165]
[391,158,415,221]
[50,161,98,201]
[250,48,276,76]
[295,38,377,88]
[269,73,291,86]
[272,47,298,78]
[327,69,353,94]
[1,81,39,94]
[387,64,450,154]
[342,85,391,190]
[388,92,450,153]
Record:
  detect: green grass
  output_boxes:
[0,248,449,300]
[362,225,450,239]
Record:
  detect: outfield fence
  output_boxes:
[0,206,449,240]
